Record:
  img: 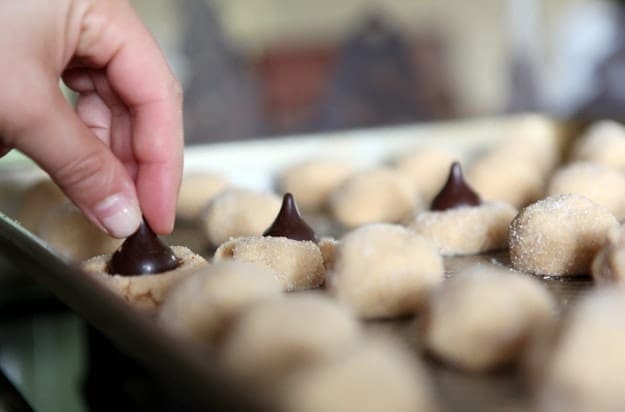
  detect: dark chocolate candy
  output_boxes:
[430,162,481,211]
[107,219,179,276]
[263,193,316,242]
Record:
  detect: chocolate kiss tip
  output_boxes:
[108,218,179,276]
[262,193,317,242]
[430,161,481,211]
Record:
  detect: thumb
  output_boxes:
[12,88,141,238]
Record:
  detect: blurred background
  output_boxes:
[131,0,625,143]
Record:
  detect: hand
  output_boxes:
[0,0,183,237]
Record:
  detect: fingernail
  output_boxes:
[94,193,141,238]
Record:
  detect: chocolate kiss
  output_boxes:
[263,193,317,242]
[107,219,179,276]
[430,162,481,211]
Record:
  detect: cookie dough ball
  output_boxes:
[547,162,625,220]
[36,201,122,261]
[536,289,625,412]
[276,336,437,412]
[214,236,325,291]
[411,202,517,255]
[592,224,625,284]
[510,194,618,276]
[159,261,282,346]
[329,168,419,228]
[221,294,361,384]
[327,224,443,318]
[395,146,457,201]
[16,179,65,231]
[423,265,555,372]
[570,120,625,170]
[278,160,353,211]
[82,246,207,315]
[176,172,229,221]
[201,189,281,247]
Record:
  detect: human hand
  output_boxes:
[0,0,183,237]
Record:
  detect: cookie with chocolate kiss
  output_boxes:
[410,162,517,255]
[214,193,336,291]
[82,219,207,315]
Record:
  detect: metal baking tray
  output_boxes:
[0,116,591,411]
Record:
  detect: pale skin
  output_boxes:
[0,0,183,238]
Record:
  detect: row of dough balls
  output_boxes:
[158,262,437,412]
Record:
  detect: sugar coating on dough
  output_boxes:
[410,202,517,255]
[220,294,361,384]
[276,335,437,412]
[37,201,122,261]
[159,261,282,346]
[395,146,457,201]
[201,188,281,246]
[176,172,229,221]
[214,236,325,291]
[278,160,353,211]
[509,194,618,276]
[536,289,625,412]
[592,224,625,284]
[423,265,555,372]
[329,167,419,228]
[547,162,625,220]
[327,223,443,318]
[17,179,66,232]
[570,120,625,170]
[82,246,208,315]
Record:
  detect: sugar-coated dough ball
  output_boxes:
[278,160,353,211]
[214,236,325,291]
[395,146,457,201]
[327,224,443,318]
[82,246,208,315]
[410,202,517,255]
[201,189,281,246]
[423,265,555,372]
[276,336,437,412]
[17,179,65,231]
[159,261,281,345]
[592,224,625,284]
[570,120,625,170]
[221,294,360,384]
[468,154,544,208]
[36,201,122,261]
[547,162,625,220]
[536,289,625,412]
[329,168,419,228]
[509,194,618,276]
[176,172,229,221]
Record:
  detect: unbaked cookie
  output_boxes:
[329,167,419,228]
[176,172,230,221]
[36,201,122,261]
[159,261,282,346]
[535,288,625,412]
[395,146,457,202]
[82,221,207,315]
[509,194,618,276]
[592,224,625,285]
[278,159,353,211]
[423,264,555,372]
[410,162,517,255]
[275,335,437,412]
[213,194,330,291]
[327,223,443,319]
[570,120,625,170]
[547,162,625,220]
[201,188,281,247]
[16,179,66,232]
[220,294,361,385]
